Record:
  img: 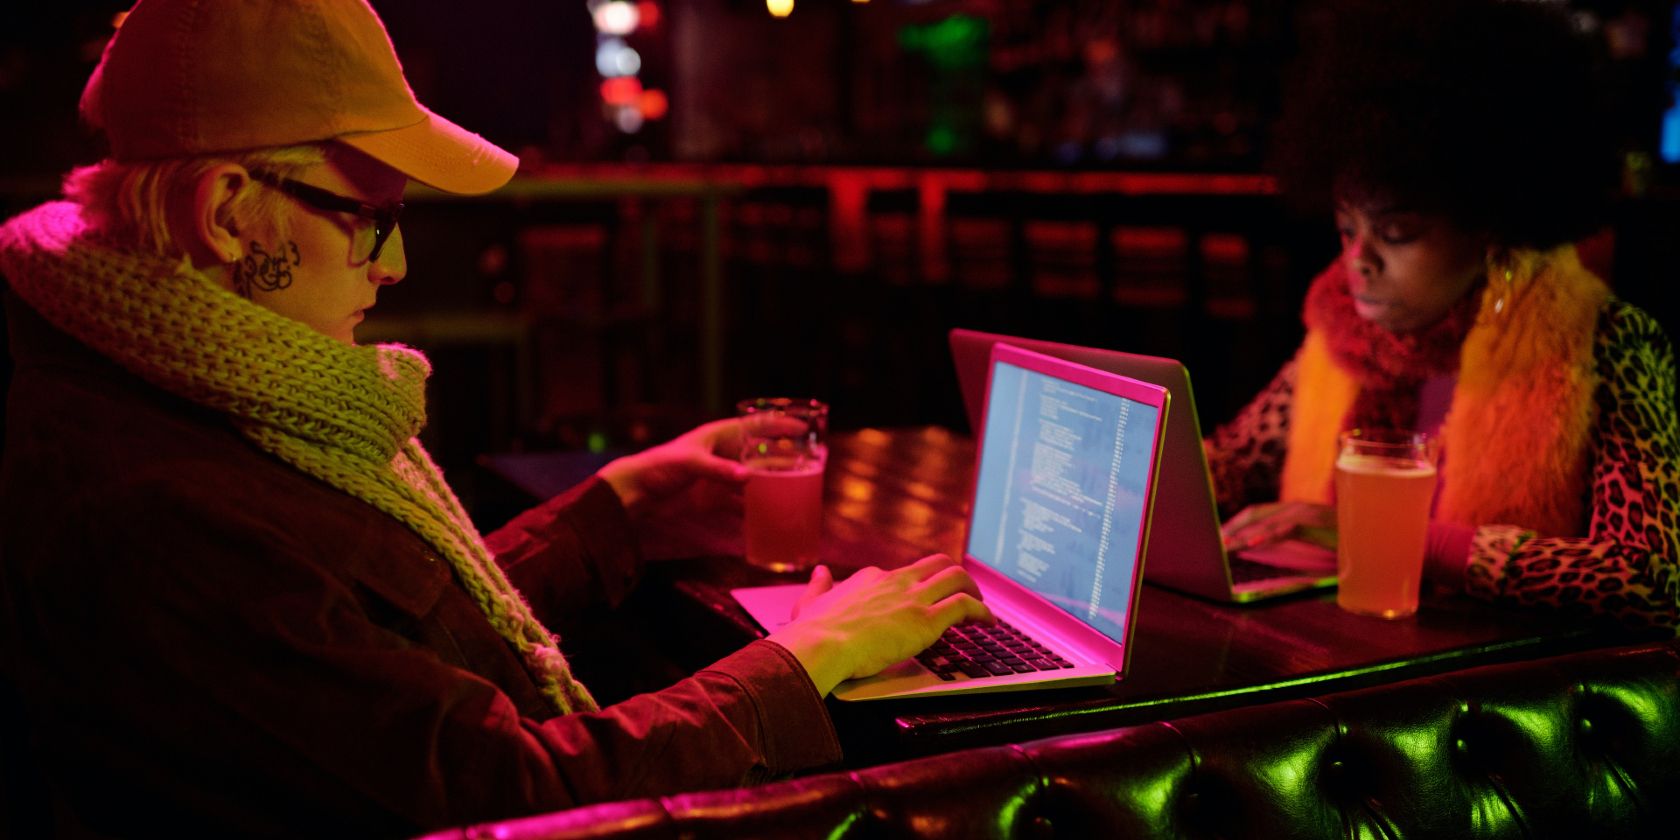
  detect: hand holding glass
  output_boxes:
[737,398,828,573]
[1334,429,1439,618]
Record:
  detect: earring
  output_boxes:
[1492,265,1514,315]
[1483,246,1517,318]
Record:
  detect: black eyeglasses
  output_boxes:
[249,170,404,264]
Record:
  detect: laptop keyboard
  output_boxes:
[1227,553,1330,585]
[914,619,1076,681]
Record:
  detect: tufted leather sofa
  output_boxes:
[422,638,1680,839]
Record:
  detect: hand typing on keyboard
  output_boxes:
[1221,500,1336,553]
[766,554,996,696]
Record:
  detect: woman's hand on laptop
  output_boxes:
[767,554,994,696]
[1221,500,1336,552]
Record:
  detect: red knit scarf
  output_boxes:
[1301,262,1482,434]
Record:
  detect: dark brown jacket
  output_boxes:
[1,293,839,838]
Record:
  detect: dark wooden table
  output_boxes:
[481,426,1647,768]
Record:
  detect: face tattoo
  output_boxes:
[232,239,301,299]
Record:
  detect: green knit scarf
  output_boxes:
[0,201,596,715]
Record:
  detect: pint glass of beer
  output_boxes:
[737,397,828,573]
[1334,429,1439,618]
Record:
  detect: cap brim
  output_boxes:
[339,108,518,195]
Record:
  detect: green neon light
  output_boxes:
[897,15,986,71]
[1592,683,1664,725]
[994,779,1039,833]
[825,810,862,840]
[1388,726,1442,766]
[1123,773,1178,814]
[1251,735,1329,803]
[1493,705,1561,749]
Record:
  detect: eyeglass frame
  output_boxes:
[248,169,404,264]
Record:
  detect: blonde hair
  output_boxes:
[62,144,328,258]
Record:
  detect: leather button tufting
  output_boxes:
[1025,815,1053,839]
[1322,756,1359,801]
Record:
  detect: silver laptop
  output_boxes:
[732,342,1170,701]
[949,328,1337,604]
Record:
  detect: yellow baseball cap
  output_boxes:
[80,0,518,195]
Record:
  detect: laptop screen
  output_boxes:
[966,351,1163,646]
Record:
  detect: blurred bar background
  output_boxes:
[5,0,1678,519]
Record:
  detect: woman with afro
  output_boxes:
[1212,0,1679,630]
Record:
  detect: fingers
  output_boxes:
[898,557,986,629]
[1219,505,1260,536]
[1224,524,1258,552]
[671,418,749,465]
[1226,518,1295,552]
[824,559,974,613]
[1222,502,1307,551]
[914,562,983,604]
[905,552,957,577]
[790,564,834,620]
[842,565,885,587]
[776,558,991,687]
[1220,521,1255,548]
[696,453,749,484]
[930,592,994,629]
[804,564,834,595]
[697,417,745,453]
[1303,502,1337,529]
[1221,501,1281,536]
[826,556,979,613]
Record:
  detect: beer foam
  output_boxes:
[744,455,825,475]
[1335,453,1436,477]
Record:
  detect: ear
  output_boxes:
[177,164,250,268]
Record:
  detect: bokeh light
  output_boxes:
[592,1,640,36]
[600,76,643,106]
[594,38,642,77]
[639,89,669,120]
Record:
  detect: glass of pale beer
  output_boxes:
[736,397,828,573]
[1334,429,1440,618]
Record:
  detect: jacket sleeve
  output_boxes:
[1463,303,1680,632]
[484,475,644,631]
[1204,357,1298,519]
[474,476,848,801]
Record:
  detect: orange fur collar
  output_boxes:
[1282,247,1607,535]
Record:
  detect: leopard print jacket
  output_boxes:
[1205,300,1679,632]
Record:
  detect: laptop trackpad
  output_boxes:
[731,584,802,632]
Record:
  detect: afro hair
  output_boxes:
[1268,0,1622,250]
